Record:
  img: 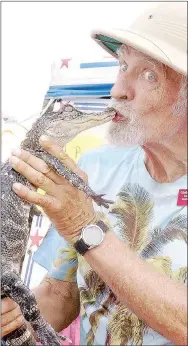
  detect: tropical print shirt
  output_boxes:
[35,145,187,346]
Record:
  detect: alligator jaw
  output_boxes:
[46,108,116,140]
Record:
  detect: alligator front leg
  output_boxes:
[1,270,66,346]
[38,151,114,208]
[1,314,37,346]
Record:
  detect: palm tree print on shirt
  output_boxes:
[79,183,187,346]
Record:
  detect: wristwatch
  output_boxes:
[74,220,108,255]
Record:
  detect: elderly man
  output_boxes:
[1,2,187,345]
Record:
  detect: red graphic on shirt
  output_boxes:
[30,229,43,248]
[177,189,188,206]
[60,58,72,69]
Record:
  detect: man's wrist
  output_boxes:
[69,213,98,245]
[73,218,110,255]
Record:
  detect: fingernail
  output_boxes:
[11,149,21,157]
[13,183,22,190]
[9,156,19,165]
[40,135,49,142]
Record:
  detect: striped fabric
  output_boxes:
[74,103,107,112]
[46,83,114,98]
[45,56,119,112]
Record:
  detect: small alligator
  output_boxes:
[1,100,116,346]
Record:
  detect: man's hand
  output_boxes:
[9,136,96,243]
[1,298,24,337]
[1,278,80,338]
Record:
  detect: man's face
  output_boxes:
[108,45,187,146]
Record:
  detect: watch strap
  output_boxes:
[74,220,108,255]
[96,220,108,233]
[74,238,90,255]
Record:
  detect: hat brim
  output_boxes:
[91,28,187,76]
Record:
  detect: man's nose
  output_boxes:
[110,74,134,101]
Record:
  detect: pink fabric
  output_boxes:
[37,316,80,345]
[60,315,80,345]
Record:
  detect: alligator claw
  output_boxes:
[58,334,72,343]
[92,194,114,208]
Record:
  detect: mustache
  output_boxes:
[109,99,136,119]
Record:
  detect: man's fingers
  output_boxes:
[9,156,58,195]
[40,136,76,171]
[11,149,51,175]
[12,183,61,211]
[1,315,24,337]
[11,149,64,185]
[1,305,22,327]
[39,136,87,181]
[1,298,18,314]
[1,298,24,338]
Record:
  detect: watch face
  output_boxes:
[82,225,104,247]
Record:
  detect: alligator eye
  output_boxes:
[72,113,78,118]
[64,114,70,119]
[64,105,73,112]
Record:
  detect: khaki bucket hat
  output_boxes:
[91,2,187,76]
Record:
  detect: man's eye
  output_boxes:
[120,63,128,72]
[144,71,156,81]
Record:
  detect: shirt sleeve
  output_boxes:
[33,156,85,282]
[48,232,78,282]
[33,224,78,282]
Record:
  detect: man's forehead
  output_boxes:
[117,44,162,67]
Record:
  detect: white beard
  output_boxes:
[106,121,146,147]
[106,100,148,147]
